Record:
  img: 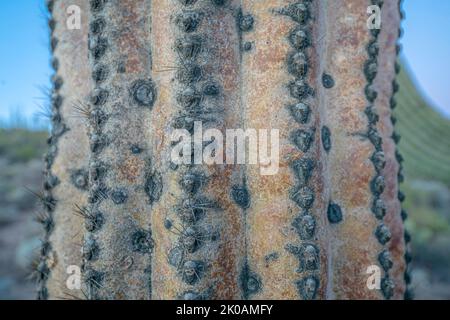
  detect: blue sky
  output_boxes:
[0,0,449,127]
[0,0,50,127]
[402,0,450,117]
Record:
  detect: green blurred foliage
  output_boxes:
[0,129,48,163]
[395,63,450,186]
[391,61,450,285]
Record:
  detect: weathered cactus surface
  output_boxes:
[37,0,91,300]
[40,0,410,300]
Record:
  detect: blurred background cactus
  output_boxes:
[0,0,449,299]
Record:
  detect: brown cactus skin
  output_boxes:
[42,0,90,300]
[243,0,398,300]
[42,0,408,300]
[320,0,385,299]
[243,0,327,300]
[374,0,407,300]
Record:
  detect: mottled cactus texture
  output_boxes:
[37,0,90,300]
[40,0,410,299]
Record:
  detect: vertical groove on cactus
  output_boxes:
[236,4,258,300]
[84,0,156,299]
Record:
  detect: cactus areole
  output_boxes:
[39,0,410,300]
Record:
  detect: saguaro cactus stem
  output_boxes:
[42,0,409,300]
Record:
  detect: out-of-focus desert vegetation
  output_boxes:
[0,65,449,299]
[394,67,450,299]
[0,129,48,299]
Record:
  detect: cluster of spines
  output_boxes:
[237,7,255,55]
[391,0,413,300]
[364,0,395,300]
[281,0,320,300]
[36,0,67,300]
[168,0,224,300]
[83,0,110,300]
